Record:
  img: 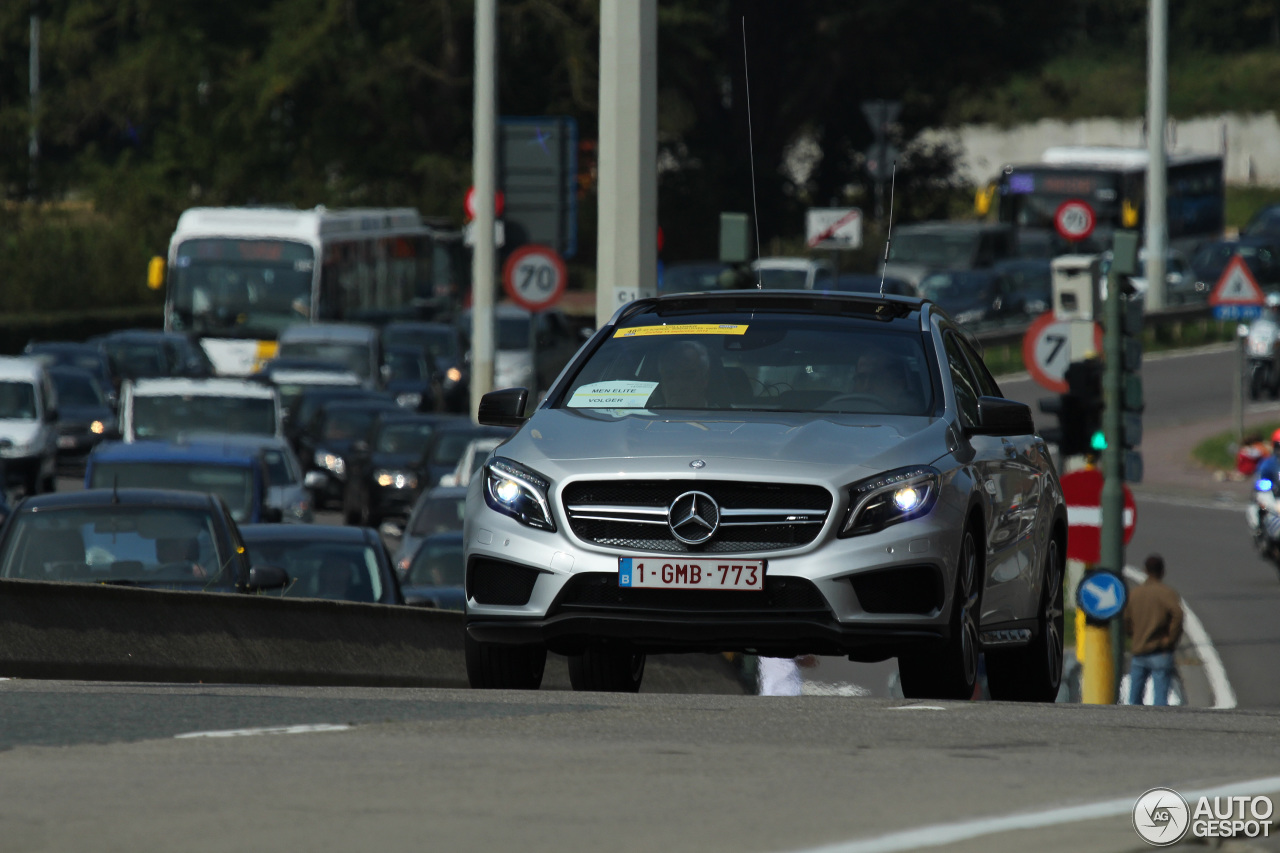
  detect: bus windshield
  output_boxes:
[169,239,315,338]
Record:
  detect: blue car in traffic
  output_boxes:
[85,440,281,524]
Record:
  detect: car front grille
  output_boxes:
[550,572,831,617]
[467,557,542,605]
[562,480,832,553]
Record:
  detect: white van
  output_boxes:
[0,357,59,494]
[119,377,282,442]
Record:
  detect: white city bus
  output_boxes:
[157,206,463,375]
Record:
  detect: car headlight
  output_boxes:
[90,420,106,435]
[484,456,555,531]
[375,469,418,490]
[396,392,423,409]
[315,451,346,479]
[840,466,941,537]
[445,367,463,385]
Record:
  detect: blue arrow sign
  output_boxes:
[1076,570,1128,621]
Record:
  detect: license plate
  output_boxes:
[57,436,78,449]
[618,558,765,591]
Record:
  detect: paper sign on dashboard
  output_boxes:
[568,381,659,408]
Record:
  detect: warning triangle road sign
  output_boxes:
[1209,254,1267,306]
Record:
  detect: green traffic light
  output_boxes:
[1091,430,1107,451]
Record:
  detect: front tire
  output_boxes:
[568,645,646,693]
[986,537,1065,702]
[465,633,546,690]
[899,526,982,700]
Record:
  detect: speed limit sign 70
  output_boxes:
[503,245,567,312]
[1023,312,1103,393]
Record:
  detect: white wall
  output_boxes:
[922,113,1280,187]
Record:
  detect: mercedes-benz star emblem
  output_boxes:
[689,459,706,469]
[668,491,720,545]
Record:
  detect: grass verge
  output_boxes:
[1193,420,1280,472]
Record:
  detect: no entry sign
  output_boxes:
[1060,468,1136,563]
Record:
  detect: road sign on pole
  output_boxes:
[503,244,567,312]
[1023,313,1103,393]
[1209,254,1266,320]
[1061,468,1136,564]
[1076,569,1128,622]
[805,208,863,250]
[1054,199,1097,243]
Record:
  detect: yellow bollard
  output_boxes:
[1080,622,1116,704]
[1075,608,1087,664]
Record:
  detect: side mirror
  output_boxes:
[477,388,529,427]
[304,470,328,490]
[246,565,290,591]
[262,506,284,523]
[970,396,1035,437]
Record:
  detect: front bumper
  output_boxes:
[463,484,967,658]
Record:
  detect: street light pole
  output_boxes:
[1145,0,1168,310]
[470,0,498,420]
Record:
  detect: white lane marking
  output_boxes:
[175,723,352,739]
[787,774,1280,853]
[802,682,871,697]
[889,705,945,711]
[1122,566,1237,710]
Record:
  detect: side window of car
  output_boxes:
[959,338,1002,399]
[942,332,981,427]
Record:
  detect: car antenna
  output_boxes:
[742,17,763,289]
[879,160,898,296]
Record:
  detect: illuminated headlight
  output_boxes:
[1249,338,1273,357]
[375,469,418,490]
[445,367,463,385]
[315,451,346,479]
[396,392,422,409]
[841,466,941,537]
[483,456,555,531]
[90,420,106,435]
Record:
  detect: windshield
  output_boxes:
[409,494,467,536]
[406,539,464,587]
[0,506,227,587]
[376,422,436,455]
[278,342,371,379]
[53,372,105,408]
[385,350,427,381]
[559,314,934,415]
[888,232,980,267]
[91,462,256,522]
[322,408,383,442]
[102,341,174,380]
[0,381,37,420]
[132,394,277,440]
[169,238,315,338]
[244,539,383,603]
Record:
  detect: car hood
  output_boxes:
[500,408,949,485]
[0,421,43,445]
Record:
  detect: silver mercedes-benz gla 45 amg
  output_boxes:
[464,291,1066,700]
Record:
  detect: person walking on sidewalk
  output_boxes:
[1124,553,1184,706]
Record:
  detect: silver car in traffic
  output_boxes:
[464,291,1066,700]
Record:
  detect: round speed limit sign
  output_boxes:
[1054,199,1096,243]
[503,245,567,312]
[1023,312,1103,393]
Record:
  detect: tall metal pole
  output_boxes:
[28,2,39,198]
[470,0,497,420]
[596,0,658,329]
[1144,0,1168,310]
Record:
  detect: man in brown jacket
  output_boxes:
[1124,553,1184,706]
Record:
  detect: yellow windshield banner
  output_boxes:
[614,323,748,338]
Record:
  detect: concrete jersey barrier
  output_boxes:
[0,579,747,693]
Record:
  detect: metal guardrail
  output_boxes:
[970,302,1217,352]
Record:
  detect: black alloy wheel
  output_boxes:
[465,633,547,690]
[898,526,982,700]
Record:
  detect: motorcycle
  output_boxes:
[1246,474,1280,567]
[1246,312,1280,401]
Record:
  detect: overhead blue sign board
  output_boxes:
[1213,304,1262,321]
[1076,570,1127,622]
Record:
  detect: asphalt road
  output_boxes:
[3,680,1279,853]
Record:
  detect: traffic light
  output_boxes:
[1038,358,1103,458]
[1106,231,1144,483]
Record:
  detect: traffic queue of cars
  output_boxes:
[1,284,1076,704]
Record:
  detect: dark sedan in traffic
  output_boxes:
[239,523,403,605]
